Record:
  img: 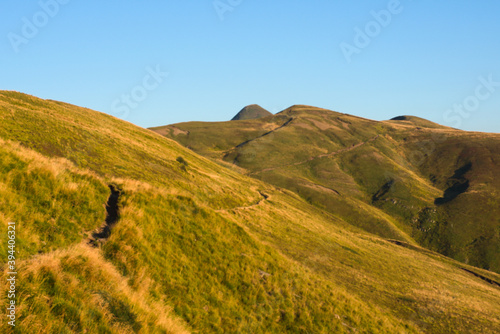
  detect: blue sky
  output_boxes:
[1,1,499,132]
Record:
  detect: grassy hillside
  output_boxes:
[153,105,500,274]
[1,91,500,333]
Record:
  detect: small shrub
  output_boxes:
[176,156,188,171]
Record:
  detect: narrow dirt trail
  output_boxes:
[88,184,121,246]
[222,118,295,163]
[215,191,270,213]
[250,135,380,175]
[234,117,294,149]
[461,268,500,288]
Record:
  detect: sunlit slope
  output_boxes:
[154,105,500,273]
[0,138,190,333]
[1,92,499,333]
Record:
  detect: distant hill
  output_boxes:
[2,91,500,333]
[231,104,272,120]
[153,104,500,274]
[389,115,453,129]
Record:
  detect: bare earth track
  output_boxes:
[88,184,121,246]
[215,190,269,213]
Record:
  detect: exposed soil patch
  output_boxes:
[258,191,269,200]
[171,126,189,136]
[88,184,121,246]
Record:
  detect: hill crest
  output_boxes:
[231,104,272,120]
[388,115,452,129]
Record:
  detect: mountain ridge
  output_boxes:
[153,104,500,274]
[1,91,500,333]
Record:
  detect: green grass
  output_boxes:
[0,139,108,256]
[154,104,500,273]
[1,91,500,333]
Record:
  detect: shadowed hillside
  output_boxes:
[231,104,272,121]
[153,105,500,274]
[1,92,500,333]
[389,115,452,129]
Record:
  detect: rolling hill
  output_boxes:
[231,105,272,121]
[153,105,500,275]
[1,92,500,333]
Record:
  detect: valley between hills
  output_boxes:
[1,91,500,333]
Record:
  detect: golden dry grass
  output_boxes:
[1,91,500,333]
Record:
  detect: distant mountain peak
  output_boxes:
[391,115,410,121]
[231,104,272,121]
[389,115,449,129]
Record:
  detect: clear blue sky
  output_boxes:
[1,1,499,132]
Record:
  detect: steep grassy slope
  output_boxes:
[1,92,500,333]
[153,105,500,274]
[0,138,189,333]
